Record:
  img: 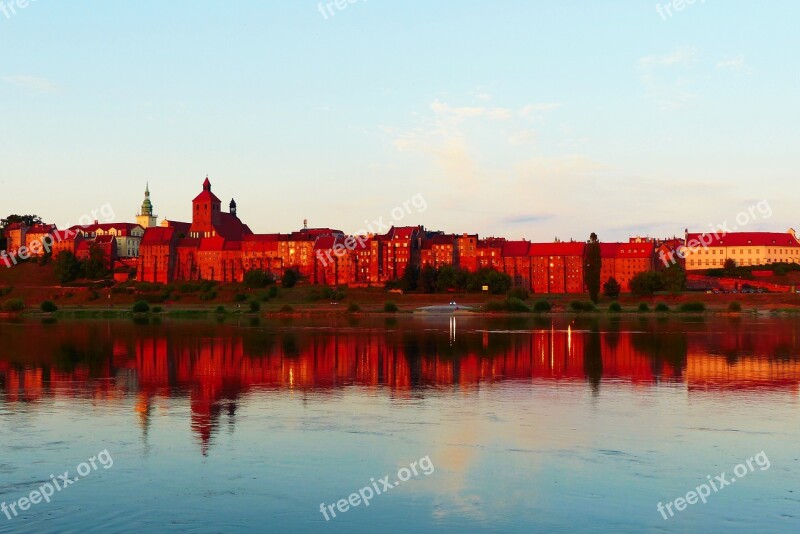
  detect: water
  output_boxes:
[1,316,799,533]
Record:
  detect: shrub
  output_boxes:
[88,290,100,301]
[603,277,621,299]
[630,271,663,297]
[268,286,278,298]
[243,269,274,289]
[132,300,150,313]
[679,301,706,313]
[532,299,552,313]
[570,301,594,312]
[347,302,361,313]
[384,301,399,313]
[40,300,58,312]
[638,302,650,312]
[2,298,24,312]
[249,300,261,312]
[215,305,226,314]
[728,301,742,312]
[505,297,530,312]
[234,293,248,302]
[279,304,294,313]
[179,282,202,293]
[655,302,670,312]
[199,291,217,301]
[507,288,529,301]
[152,306,163,313]
[485,300,506,312]
[282,268,299,288]
[609,302,622,313]
[0,286,12,297]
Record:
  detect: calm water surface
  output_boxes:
[1,315,799,533]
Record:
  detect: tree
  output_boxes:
[630,271,663,297]
[584,232,601,303]
[282,268,298,288]
[1,214,43,229]
[419,265,438,294]
[1,214,43,250]
[82,244,108,280]
[660,263,686,294]
[53,251,82,284]
[243,269,274,288]
[398,265,419,292]
[603,277,621,299]
[723,258,736,276]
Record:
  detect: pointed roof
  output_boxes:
[193,176,221,203]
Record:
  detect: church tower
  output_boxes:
[190,176,222,237]
[136,183,158,228]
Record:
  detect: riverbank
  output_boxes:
[3,263,800,318]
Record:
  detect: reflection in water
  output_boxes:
[2,317,800,456]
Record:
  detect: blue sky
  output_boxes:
[1,0,798,241]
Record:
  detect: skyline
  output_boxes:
[2,1,799,241]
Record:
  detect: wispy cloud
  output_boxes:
[500,214,554,225]
[2,75,58,94]
[716,54,752,73]
[639,47,698,110]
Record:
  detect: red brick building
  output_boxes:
[600,239,656,291]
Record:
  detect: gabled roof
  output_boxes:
[215,212,252,240]
[141,227,176,246]
[51,229,81,242]
[27,224,56,234]
[685,231,800,248]
[529,242,585,256]
[502,240,531,257]
[72,222,143,235]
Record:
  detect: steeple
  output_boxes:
[203,176,211,191]
[136,183,158,228]
[229,198,237,217]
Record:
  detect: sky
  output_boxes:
[1,0,798,242]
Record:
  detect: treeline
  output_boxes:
[52,248,110,283]
[387,265,513,294]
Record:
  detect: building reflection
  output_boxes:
[2,317,800,454]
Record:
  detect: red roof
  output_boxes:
[244,233,282,243]
[72,223,143,235]
[95,235,116,244]
[502,240,531,257]
[685,232,800,248]
[27,224,56,234]
[529,242,585,256]
[5,222,23,230]
[141,227,176,246]
[215,212,252,240]
[51,229,80,242]
[600,242,654,258]
[390,226,419,240]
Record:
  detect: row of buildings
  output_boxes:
[4,177,800,293]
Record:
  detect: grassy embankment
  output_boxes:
[3,262,800,317]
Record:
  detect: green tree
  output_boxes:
[243,269,273,288]
[82,244,108,280]
[660,263,686,294]
[630,271,663,297]
[584,232,601,303]
[398,265,420,292]
[53,251,82,284]
[723,258,736,276]
[419,265,438,293]
[603,277,621,299]
[282,268,299,288]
